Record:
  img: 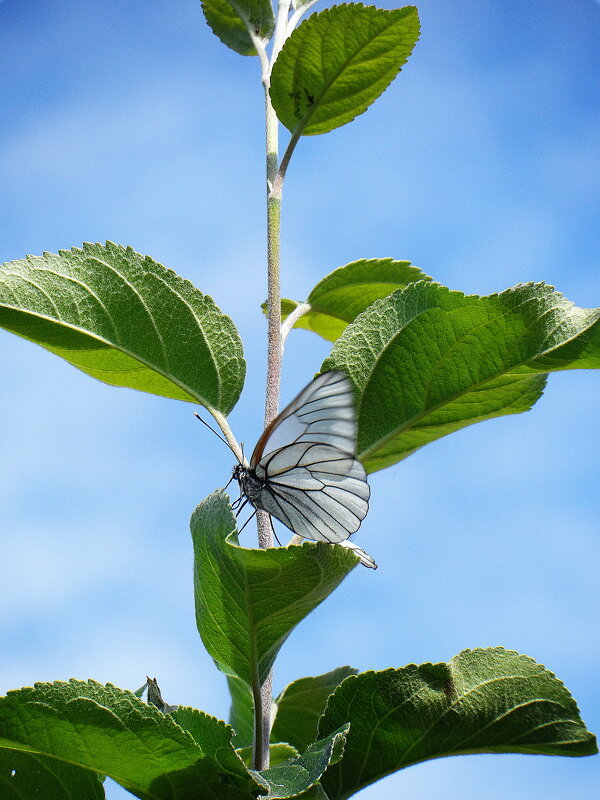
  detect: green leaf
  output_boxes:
[0,242,245,415]
[275,259,431,342]
[296,785,330,800]
[169,706,250,784]
[0,748,105,800]
[272,667,358,752]
[270,4,420,135]
[319,648,598,800]
[251,725,349,799]
[322,281,600,472]
[237,743,299,768]
[201,0,275,57]
[0,680,252,799]
[235,745,332,797]
[292,785,330,800]
[190,491,359,686]
[227,674,255,748]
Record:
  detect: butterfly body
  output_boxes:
[232,463,265,508]
[233,371,370,545]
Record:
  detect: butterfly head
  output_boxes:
[232,463,245,482]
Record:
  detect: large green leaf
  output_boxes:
[322,281,600,472]
[0,748,105,800]
[318,648,598,800]
[0,681,252,800]
[201,0,275,57]
[250,725,348,799]
[271,667,358,752]
[270,5,420,135]
[0,242,245,415]
[275,259,431,342]
[190,491,358,686]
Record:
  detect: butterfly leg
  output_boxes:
[237,509,257,535]
[269,515,282,547]
[234,497,249,517]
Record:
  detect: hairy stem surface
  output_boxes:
[251,3,294,770]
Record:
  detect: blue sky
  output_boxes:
[1,1,599,798]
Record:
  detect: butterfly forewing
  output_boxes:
[250,371,356,465]
[244,371,370,543]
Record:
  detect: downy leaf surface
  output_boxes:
[272,667,358,752]
[250,725,349,799]
[319,648,598,800]
[169,706,250,784]
[0,242,245,415]
[0,680,252,799]
[201,0,275,56]
[0,749,105,800]
[191,491,358,686]
[270,4,420,135]
[322,281,600,472]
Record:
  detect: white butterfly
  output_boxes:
[232,371,376,568]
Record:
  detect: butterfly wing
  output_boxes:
[250,371,357,464]
[250,371,370,543]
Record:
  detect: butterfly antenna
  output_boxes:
[193,411,231,451]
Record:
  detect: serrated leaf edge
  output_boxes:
[1,241,245,414]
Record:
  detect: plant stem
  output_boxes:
[263,99,283,428]
[249,1,304,772]
[256,36,281,554]
[249,2,294,770]
[264,189,282,435]
[251,669,273,772]
[271,0,292,64]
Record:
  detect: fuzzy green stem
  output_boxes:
[250,1,293,771]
